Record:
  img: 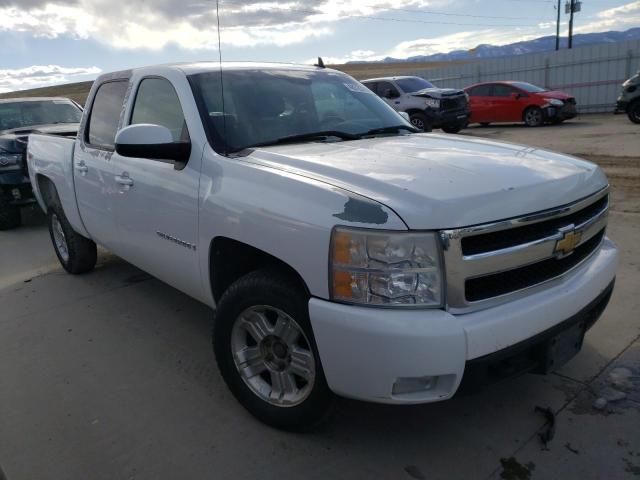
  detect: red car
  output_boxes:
[464,81,577,127]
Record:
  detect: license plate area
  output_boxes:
[543,321,585,372]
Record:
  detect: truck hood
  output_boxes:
[411,88,464,99]
[245,134,607,229]
[0,123,80,154]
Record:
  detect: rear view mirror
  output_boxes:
[383,88,397,99]
[115,124,190,168]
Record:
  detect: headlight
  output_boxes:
[0,153,23,171]
[424,98,440,109]
[330,227,444,308]
[545,98,564,106]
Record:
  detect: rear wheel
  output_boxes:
[628,100,640,124]
[409,112,431,132]
[48,205,97,274]
[0,193,21,230]
[213,269,334,431]
[523,107,544,127]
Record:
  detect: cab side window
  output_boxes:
[492,84,515,97]
[469,85,492,97]
[131,78,188,142]
[87,81,128,149]
[375,82,400,99]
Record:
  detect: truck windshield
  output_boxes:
[0,100,82,132]
[189,69,410,153]
[395,77,435,93]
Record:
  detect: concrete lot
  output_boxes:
[1,114,639,480]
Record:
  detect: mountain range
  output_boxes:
[349,28,640,64]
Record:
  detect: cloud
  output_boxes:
[0,0,430,50]
[575,0,640,34]
[0,65,101,93]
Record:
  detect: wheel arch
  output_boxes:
[209,236,311,304]
[36,174,61,210]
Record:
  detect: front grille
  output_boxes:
[465,229,605,302]
[441,97,467,111]
[441,188,609,312]
[566,98,576,105]
[462,195,608,255]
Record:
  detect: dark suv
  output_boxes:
[0,97,82,229]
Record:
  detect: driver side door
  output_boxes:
[375,81,402,110]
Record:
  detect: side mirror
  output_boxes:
[398,111,411,122]
[115,124,190,168]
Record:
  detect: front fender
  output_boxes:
[197,148,407,306]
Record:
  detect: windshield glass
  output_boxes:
[509,82,547,93]
[395,77,435,93]
[0,100,82,131]
[190,69,409,152]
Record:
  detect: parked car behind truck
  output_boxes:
[615,71,640,124]
[465,81,577,127]
[362,76,470,133]
[28,62,617,431]
[0,97,81,229]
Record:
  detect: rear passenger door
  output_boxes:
[110,76,202,298]
[74,80,128,249]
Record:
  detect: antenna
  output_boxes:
[314,57,326,68]
[215,0,228,154]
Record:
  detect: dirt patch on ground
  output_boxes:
[580,155,640,215]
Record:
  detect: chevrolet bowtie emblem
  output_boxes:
[554,228,582,257]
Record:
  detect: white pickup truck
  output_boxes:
[27,62,617,430]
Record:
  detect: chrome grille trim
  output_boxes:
[441,186,609,313]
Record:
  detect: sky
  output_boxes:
[1,0,639,93]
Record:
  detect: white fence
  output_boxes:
[411,39,640,113]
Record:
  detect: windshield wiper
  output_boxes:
[359,125,420,137]
[235,130,360,152]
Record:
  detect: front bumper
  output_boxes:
[615,99,628,114]
[544,103,577,120]
[427,108,470,127]
[309,237,617,404]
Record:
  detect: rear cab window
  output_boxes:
[86,81,129,149]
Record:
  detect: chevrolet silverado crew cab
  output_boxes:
[0,97,82,229]
[361,76,470,133]
[27,63,617,431]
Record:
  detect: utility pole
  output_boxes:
[555,0,561,50]
[566,0,581,49]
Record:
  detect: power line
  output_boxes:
[219,1,544,28]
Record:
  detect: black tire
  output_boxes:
[409,112,431,132]
[523,106,544,127]
[213,269,334,431]
[480,122,491,127]
[441,124,463,134]
[47,204,97,274]
[0,193,21,230]
[628,100,640,124]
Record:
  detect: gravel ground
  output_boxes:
[0,113,638,480]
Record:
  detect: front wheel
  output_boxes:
[628,101,640,124]
[213,269,334,431]
[48,205,97,274]
[523,106,544,127]
[409,112,432,132]
[0,194,21,230]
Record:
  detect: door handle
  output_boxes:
[115,173,134,189]
[76,161,88,175]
